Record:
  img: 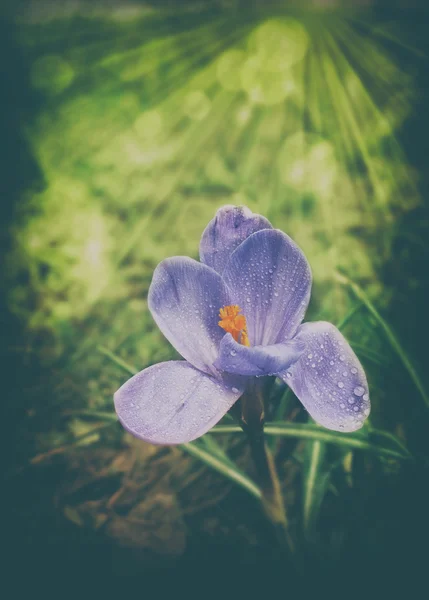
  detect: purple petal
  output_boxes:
[200,205,272,275]
[279,322,370,432]
[214,333,305,376]
[148,257,231,375]
[222,229,312,346]
[114,361,244,445]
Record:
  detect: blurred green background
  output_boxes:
[2,0,429,587]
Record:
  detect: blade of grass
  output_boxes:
[336,303,364,330]
[211,422,411,460]
[181,441,262,500]
[97,345,138,376]
[349,343,389,366]
[303,440,328,538]
[62,409,119,421]
[200,434,240,469]
[30,421,117,464]
[335,271,429,410]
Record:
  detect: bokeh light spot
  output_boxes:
[247,18,309,71]
[216,49,247,91]
[183,90,211,120]
[134,110,163,140]
[241,55,296,105]
[31,54,75,94]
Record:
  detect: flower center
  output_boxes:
[218,305,250,347]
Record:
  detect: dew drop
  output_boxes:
[351,367,358,374]
[231,387,239,394]
[230,350,237,356]
[353,405,359,412]
[342,371,348,377]
[286,372,292,379]
[340,403,345,409]
[308,353,313,359]
[329,360,334,366]
[348,397,355,404]
[363,393,369,402]
[338,381,344,389]
[354,386,365,396]
[339,354,345,362]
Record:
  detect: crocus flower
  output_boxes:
[114,206,370,444]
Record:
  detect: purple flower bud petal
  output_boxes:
[214,333,305,377]
[222,229,312,346]
[148,257,231,376]
[200,205,272,275]
[279,322,370,432]
[114,361,244,445]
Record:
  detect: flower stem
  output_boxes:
[240,384,295,555]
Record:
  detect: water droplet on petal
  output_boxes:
[230,350,237,356]
[338,381,344,389]
[231,387,239,393]
[339,355,345,362]
[351,367,358,374]
[354,386,365,396]
[286,372,292,379]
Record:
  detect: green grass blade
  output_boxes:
[200,434,240,469]
[181,441,262,500]
[211,422,411,460]
[273,386,293,421]
[302,440,330,537]
[97,345,138,376]
[336,303,364,330]
[336,272,429,410]
[62,409,119,421]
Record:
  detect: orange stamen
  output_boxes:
[218,305,250,347]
